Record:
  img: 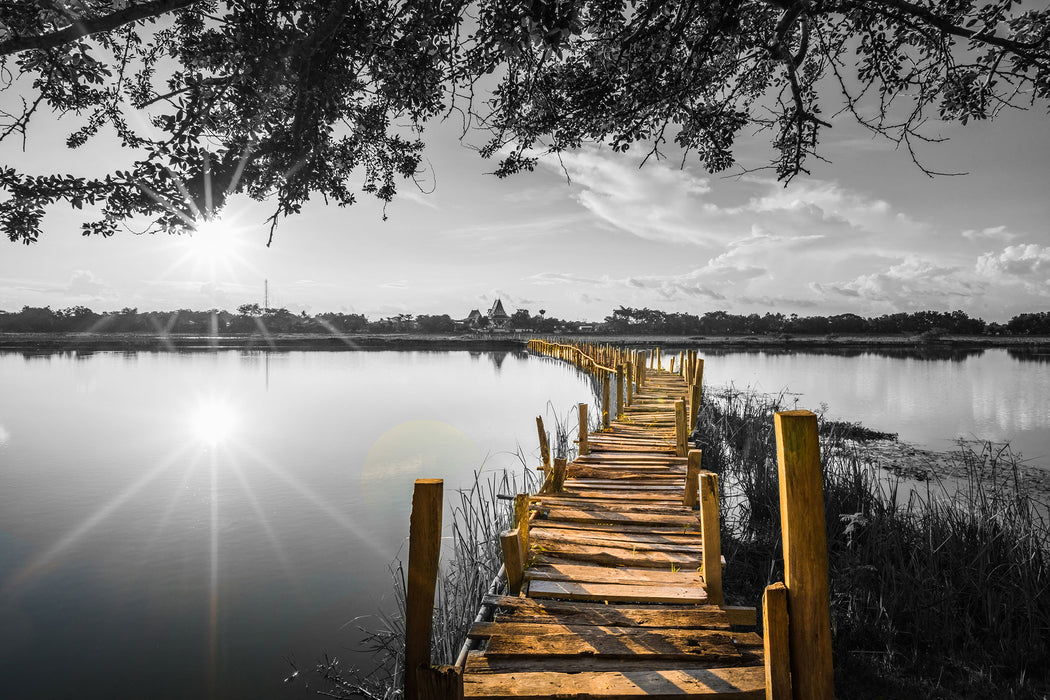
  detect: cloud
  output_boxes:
[381,280,409,289]
[66,269,109,296]
[962,225,1018,243]
[812,257,986,309]
[976,244,1050,282]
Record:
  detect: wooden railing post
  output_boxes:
[625,360,634,406]
[417,666,463,700]
[601,372,611,430]
[699,472,722,605]
[684,449,702,508]
[638,351,647,387]
[405,479,443,700]
[763,582,791,700]
[615,363,624,419]
[689,382,702,429]
[774,410,834,700]
[693,357,705,388]
[552,457,567,493]
[578,403,589,455]
[674,400,687,457]
[500,528,525,596]
[536,416,550,472]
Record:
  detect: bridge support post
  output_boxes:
[684,449,702,508]
[578,403,589,456]
[406,479,443,700]
[616,364,624,419]
[774,410,834,700]
[674,400,688,457]
[699,472,722,605]
[763,582,791,700]
[601,373,611,430]
[536,416,550,472]
[500,528,525,596]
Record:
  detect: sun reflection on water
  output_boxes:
[190,397,238,446]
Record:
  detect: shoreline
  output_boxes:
[2,331,1050,352]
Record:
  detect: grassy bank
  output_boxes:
[695,387,1050,698]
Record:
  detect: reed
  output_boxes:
[695,385,1050,698]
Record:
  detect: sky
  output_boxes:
[1,49,1049,323]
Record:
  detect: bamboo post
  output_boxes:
[416,665,463,700]
[684,449,702,508]
[699,472,722,605]
[625,360,634,406]
[578,403,589,455]
[552,457,567,493]
[601,372,611,430]
[500,528,525,596]
[536,416,550,471]
[615,363,624,419]
[405,479,443,700]
[763,582,791,700]
[674,400,687,457]
[774,410,834,700]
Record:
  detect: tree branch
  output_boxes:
[0,0,200,57]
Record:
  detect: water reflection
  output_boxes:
[1008,348,1050,363]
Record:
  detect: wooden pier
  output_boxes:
[405,340,833,700]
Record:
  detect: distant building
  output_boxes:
[487,299,510,329]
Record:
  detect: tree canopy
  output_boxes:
[1,0,1047,244]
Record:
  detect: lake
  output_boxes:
[1,346,1047,698]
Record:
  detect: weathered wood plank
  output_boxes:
[528,579,707,603]
[531,529,703,554]
[482,595,727,628]
[483,627,741,661]
[524,561,704,587]
[530,526,703,545]
[464,652,762,674]
[540,507,699,527]
[534,542,700,568]
[462,666,766,698]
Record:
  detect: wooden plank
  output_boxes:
[533,542,700,568]
[558,488,683,501]
[462,666,766,699]
[532,499,693,515]
[530,526,703,545]
[464,653,761,674]
[531,529,703,554]
[528,579,707,603]
[724,606,758,627]
[469,622,731,640]
[482,595,727,628]
[483,626,741,661]
[540,507,698,527]
[530,519,700,536]
[524,561,704,587]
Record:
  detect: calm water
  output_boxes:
[1,347,1047,699]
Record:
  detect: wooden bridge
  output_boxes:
[403,340,834,700]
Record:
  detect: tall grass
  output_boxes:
[697,385,1050,698]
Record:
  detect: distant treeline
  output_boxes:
[1,304,1049,336]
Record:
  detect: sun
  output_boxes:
[190,397,238,447]
[188,217,238,264]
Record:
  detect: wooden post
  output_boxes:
[615,363,624,419]
[693,357,705,388]
[500,528,525,596]
[552,457,567,493]
[699,472,722,605]
[536,416,550,471]
[601,372,611,430]
[674,400,687,457]
[625,360,633,406]
[774,410,833,700]
[669,356,675,373]
[405,479,443,700]
[684,449,702,508]
[513,493,530,556]
[638,352,647,387]
[417,665,463,700]
[578,403,589,455]
[690,382,702,428]
[763,582,791,700]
